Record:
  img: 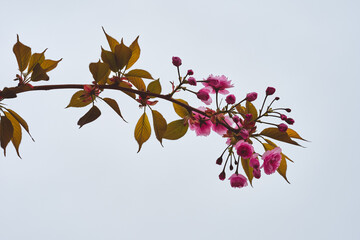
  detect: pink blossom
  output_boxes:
[188,109,212,136]
[211,115,233,135]
[249,154,260,170]
[203,75,233,95]
[187,77,197,86]
[197,87,212,105]
[172,56,182,67]
[228,173,248,188]
[235,140,254,159]
[278,123,288,132]
[262,147,282,175]
[266,87,276,95]
[246,92,258,102]
[239,128,249,140]
[225,94,236,104]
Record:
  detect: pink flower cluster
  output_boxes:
[196,75,234,105]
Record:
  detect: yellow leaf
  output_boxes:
[114,43,132,70]
[246,101,258,120]
[103,97,126,122]
[241,157,254,186]
[147,79,161,95]
[126,36,140,70]
[260,127,301,146]
[173,99,189,118]
[127,76,146,91]
[151,110,167,145]
[163,119,188,140]
[236,104,246,115]
[66,90,93,108]
[101,47,118,72]
[5,108,33,141]
[126,69,153,79]
[89,60,110,84]
[134,112,151,152]
[102,27,119,53]
[13,35,31,72]
[28,50,46,73]
[0,116,14,156]
[286,128,307,141]
[5,112,22,158]
[41,58,62,72]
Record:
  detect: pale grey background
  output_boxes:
[0,0,359,239]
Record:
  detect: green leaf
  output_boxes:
[126,36,140,70]
[151,110,167,145]
[103,97,126,122]
[102,27,119,52]
[126,69,153,79]
[89,60,110,84]
[101,47,118,72]
[66,90,93,108]
[286,128,308,141]
[134,112,151,152]
[241,157,254,186]
[163,119,188,140]
[41,58,62,72]
[114,42,132,70]
[173,99,190,118]
[13,35,31,72]
[262,142,290,183]
[5,112,22,158]
[77,106,101,128]
[5,108,34,141]
[30,63,49,81]
[147,79,161,96]
[260,127,301,146]
[28,49,46,73]
[0,116,14,156]
[127,76,146,91]
[246,101,258,120]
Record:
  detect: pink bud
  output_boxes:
[219,171,226,181]
[197,88,210,102]
[275,97,280,100]
[278,123,288,132]
[216,156,223,165]
[286,118,295,125]
[253,168,261,179]
[285,108,291,113]
[225,94,236,104]
[172,56,182,67]
[233,115,240,123]
[245,114,252,121]
[266,87,276,95]
[249,154,260,170]
[187,69,194,75]
[228,173,248,188]
[246,92,257,102]
[280,114,287,120]
[188,77,197,86]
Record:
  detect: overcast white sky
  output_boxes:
[0,0,359,239]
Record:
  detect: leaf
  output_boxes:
[0,116,14,156]
[114,43,132,70]
[126,36,140,70]
[246,101,258,120]
[147,79,161,95]
[66,90,93,108]
[118,82,136,99]
[28,49,46,73]
[5,112,22,158]
[134,112,151,152]
[101,47,118,72]
[264,138,293,162]
[30,63,49,81]
[286,128,308,141]
[103,97,126,122]
[5,108,34,141]
[13,35,31,72]
[260,127,302,146]
[173,99,190,118]
[241,157,254,186]
[163,119,188,140]
[151,110,167,145]
[102,27,119,52]
[89,60,110,84]
[262,143,290,183]
[236,104,246,115]
[127,76,146,91]
[41,58,62,72]
[126,69,153,79]
[77,106,101,128]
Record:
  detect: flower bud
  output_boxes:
[266,87,276,95]
[233,115,240,123]
[275,97,280,100]
[197,88,210,101]
[219,171,226,181]
[280,114,287,120]
[246,92,258,102]
[253,168,261,179]
[188,77,197,86]
[225,94,236,104]
[278,123,288,132]
[286,118,295,125]
[245,114,252,121]
[187,69,194,75]
[172,56,182,67]
[285,108,291,113]
[216,156,223,165]
[230,164,234,171]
